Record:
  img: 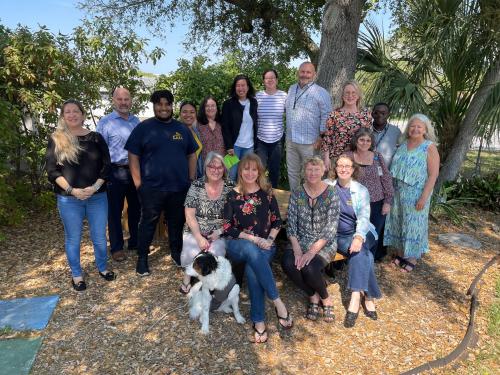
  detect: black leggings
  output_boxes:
[281,249,329,299]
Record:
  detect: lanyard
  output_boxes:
[293,83,313,109]
[373,124,389,149]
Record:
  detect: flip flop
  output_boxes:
[252,323,268,343]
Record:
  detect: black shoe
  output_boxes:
[344,311,358,328]
[136,257,150,277]
[71,278,87,291]
[365,310,378,320]
[99,271,116,281]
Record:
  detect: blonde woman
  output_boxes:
[46,99,115,291]
[223,153,292,343]
[384,114,440,272]
[322,80,372,170]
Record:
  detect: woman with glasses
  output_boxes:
[46,99,115,291]
[325,154,381,328]
[197,96,226,163]
[321,80,372,171]
[179,152,233,293]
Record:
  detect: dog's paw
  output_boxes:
[235,315,246,324]
[200,326,210,335]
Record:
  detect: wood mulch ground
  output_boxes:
[0,207,498,375]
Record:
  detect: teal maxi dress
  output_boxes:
[383,140,433,259]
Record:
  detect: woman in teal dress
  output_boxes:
[383,114,440,272]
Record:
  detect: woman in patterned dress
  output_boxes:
[384,114,440,272]
[197,96,226,162]
[223,153,293,343]
[322,80,372,171]
[282,157,339,322]
[179,152,232,293]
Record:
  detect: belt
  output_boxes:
[112,163,129,169]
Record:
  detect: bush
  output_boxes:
[446,173,500,212]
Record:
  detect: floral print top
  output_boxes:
[184,178,234,235]
[198,122,226,161]
[287,185,340,262]
[321,108,372,158]
[223,188,282,239]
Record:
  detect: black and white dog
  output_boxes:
[186,252,245,334]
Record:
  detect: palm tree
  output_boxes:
[357,0,500,188]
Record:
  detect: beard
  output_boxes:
[155,112,173,122]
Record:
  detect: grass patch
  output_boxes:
[461,150,500,177]
[487,277,500,337]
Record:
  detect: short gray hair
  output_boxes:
[204,152,227,180]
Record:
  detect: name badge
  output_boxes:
[377,166,383,176]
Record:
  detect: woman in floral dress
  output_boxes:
[384,114,440,272]
[322,80,372,171]
[223,153,293,343]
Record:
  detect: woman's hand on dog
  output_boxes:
[195,234,210,251]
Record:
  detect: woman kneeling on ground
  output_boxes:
[179,152,233,293]
[282,157,340,322]
[325,154,382,328]
[223,153,293,343]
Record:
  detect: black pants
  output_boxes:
[281,249,329,299]
[137,188,187,265]
[370,200,387,260]
[107,166,140,253]
[256,138,283,188]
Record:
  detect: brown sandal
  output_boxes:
[322,305,335,322]
[306,302,320,321]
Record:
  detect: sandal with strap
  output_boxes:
[322,305,335,322]
[275,307,293,330]
[252,323,268,343]
[400,260,415,273]
[306,302,320,321]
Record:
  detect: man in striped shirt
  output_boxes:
[256,69,288,188]
[285,62,332,190]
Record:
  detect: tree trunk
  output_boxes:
[473,137,483,177]
[316,0,365,104]
[436,57,500,189]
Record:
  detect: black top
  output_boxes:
[223,188,282,239]
[125,117,197,192]
[221,97,258,150]
[45,131,111,195]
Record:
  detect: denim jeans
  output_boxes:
[57,192,109,277]
[226,239,278,323]
[256,138,283,188]
[137,188,187,265]
[229,145,254,181]
[107,166,140,252]
[337,232,382,299]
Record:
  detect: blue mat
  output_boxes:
[0,295,59,331]
[0,337,43,375]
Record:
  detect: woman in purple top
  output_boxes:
[346,128,394,260]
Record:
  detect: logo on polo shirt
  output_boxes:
[173,131,183,140]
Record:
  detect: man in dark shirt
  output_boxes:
[126,90,197,276]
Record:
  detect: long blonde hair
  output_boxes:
[51,99,84,164]
[236,153,271,195]
[340,80,364,110]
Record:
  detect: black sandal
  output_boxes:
[306,302,320,321]
[275,307,293,329]
[252,323,268,343]
[71,278,87,291]
[99,271,116,281]
[344,311,358,328]
[322,305,335,322]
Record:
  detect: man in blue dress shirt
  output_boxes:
[97,87,141,262]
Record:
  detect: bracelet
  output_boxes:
[92,182,103,192]
[65,186,73,195]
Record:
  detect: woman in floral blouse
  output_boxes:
[179,152,233,294]
[282,157,339,322]
[322,80,372,171]
[223,153,293,343]
[197,96,226,161]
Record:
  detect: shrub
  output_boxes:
[446,173,500,212]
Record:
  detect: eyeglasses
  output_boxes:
[207,165,224,171]
[336,164,353,170]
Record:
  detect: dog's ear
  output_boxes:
[200,254,218,276]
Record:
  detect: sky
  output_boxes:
[0,0,393,75]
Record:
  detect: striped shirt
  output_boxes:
[256,90,287,143]
[285,82,332,145]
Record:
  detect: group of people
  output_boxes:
[45,60,440,341]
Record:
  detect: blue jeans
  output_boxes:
[256,138,283,188]
[57,193,109,277]
[226,239,278,323]
[229,145,254,181]
[337,232,381,299]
